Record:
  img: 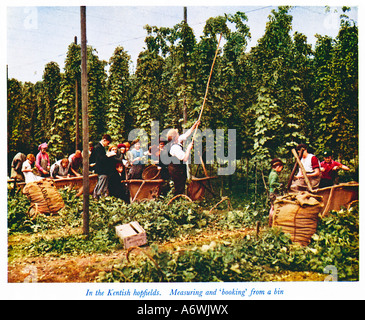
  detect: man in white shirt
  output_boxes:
[165,121,200,195]
[290,143,321,192]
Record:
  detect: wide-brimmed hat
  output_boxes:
[130,138,140,147]
[270,158,283,167]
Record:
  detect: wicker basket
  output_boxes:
[142,165,161,180]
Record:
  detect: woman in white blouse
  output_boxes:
[22,154,43,184]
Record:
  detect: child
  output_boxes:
[108,162,128,202]
[22,154,43,183]
[129,140,144,179]
[268,158,284,226]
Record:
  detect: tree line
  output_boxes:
[7,6,358,181]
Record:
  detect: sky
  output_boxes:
[5,2,359,84]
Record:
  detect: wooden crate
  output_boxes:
[115,221,147,249]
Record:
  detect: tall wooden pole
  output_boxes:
[192,33,222,142]
[75,36,79,151]
[80,6,90,235]
[291,148,313,193]
[287,148,304,190]
[182,6,188,125]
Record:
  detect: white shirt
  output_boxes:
[170,133,188,162]
[298,153,320,175]
[22,160,43,183]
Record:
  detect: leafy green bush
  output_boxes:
[8,187,359,282]
[97,204,359,282]
[87,195,209,243]
[8,189,211,257]
[7,188,83,235]
[7,189,32,233]
[306,203,359,281]
[97,229,291,282]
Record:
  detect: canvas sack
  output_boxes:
[22,179,65,219]
[272,192,323,246]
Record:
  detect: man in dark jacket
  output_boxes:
[92,134,114,200]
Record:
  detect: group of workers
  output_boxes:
[91,121,200,200]
[11,143,83,184]
[10,121,201,201]
[11,131,350,204]
[267,143,350,225]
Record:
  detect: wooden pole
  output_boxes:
[182,6,188,125]
[189,32,222,182]
[75,36,79,151]
[287,148,304,190]
[291,148,313,193]
[192,33,222,142]
[80,6,90,235]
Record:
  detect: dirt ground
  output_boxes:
[8,227,248,282]
[8,227,326,283]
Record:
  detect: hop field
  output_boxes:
[7,188,359,282]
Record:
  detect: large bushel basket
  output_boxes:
[187,176,217,201]
[272,192,324,246]
[22,179,65,219]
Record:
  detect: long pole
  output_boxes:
[75,36,79,151]
[81,6,90,235]
[291,148,313,193]
[287,148,304,190]
[182,6,188,125]
[192,33,222,142]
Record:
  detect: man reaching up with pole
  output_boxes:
[164,33,221,196]
[165,121,200,195]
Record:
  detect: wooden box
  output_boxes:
[115,221,147,249]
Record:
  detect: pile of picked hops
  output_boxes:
[22,179,65,219]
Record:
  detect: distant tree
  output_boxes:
[48,42,80,160]
[48,43,108,158]
[249,6,308,162]
[38,61,61,142]
[214,12,252,158]
[131,49,165,135]
[7,78,23,155]
[87,47,108,142]
[106,46,132,142]
[312,8,358,160]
